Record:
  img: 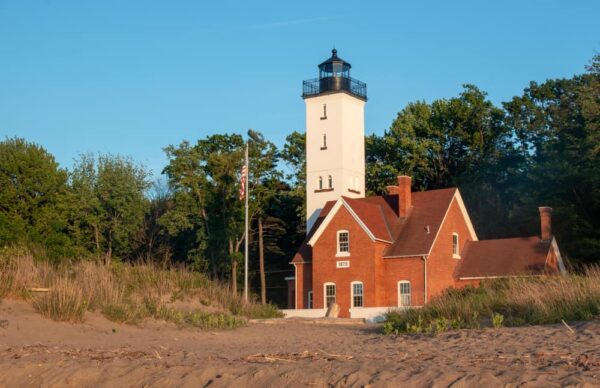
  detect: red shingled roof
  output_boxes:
[292,187,461,263]
[383,188,457,258]
[456,237,551,278]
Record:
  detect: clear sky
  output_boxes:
[1,0,598,177]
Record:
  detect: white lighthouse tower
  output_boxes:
[303,49,367,231]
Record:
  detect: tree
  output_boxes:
[0,137,72,259]
[503,55,600,264]
[69,154,151,264]
[161,134,246,286]
[366,86,521,238]
[247,129,283,303]
[281,131,306,228]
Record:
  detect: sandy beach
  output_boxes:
[1,299,599,387]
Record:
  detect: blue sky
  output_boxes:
[1,0,599,178]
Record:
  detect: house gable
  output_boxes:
[307,197,392,247]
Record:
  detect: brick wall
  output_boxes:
[427,197,474,299]
[311,206,378,318]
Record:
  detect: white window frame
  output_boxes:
[452,232,460,259]
[324,282,336,308]
[398,280,411,307]
[336,230,350,257]
[351,281,364,308]
[307,290,313,309]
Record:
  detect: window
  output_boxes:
[328,175,333,188]
[319,176,323,190]
[307,290,313,309]
[398,281,411,307]
[320,104,327,119]
[324,283,336,307]
[351,282,363,308]
[452,233,460,258]
[321,134,327,149]
[337,230,349,255]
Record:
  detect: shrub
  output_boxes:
[492,312,504,329]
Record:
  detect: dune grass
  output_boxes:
[0,248,282,328]
[383,268,600,335]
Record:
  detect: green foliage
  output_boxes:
[492,312,504,329]
[68,154,151,264]
[0,138,73,260]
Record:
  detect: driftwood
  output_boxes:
[29,288,51,292]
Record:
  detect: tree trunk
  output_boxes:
[258,216,266,304]
[93,224,101,263]
[229,239,237,295]
[105,230,112,266]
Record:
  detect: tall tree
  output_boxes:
[247,130,282,303]
[0,137,72,259]
[69,154,150,264]
[503,54,600,264]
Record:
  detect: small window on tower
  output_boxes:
[328,175,333,188]
[321,134,327,150]
[320,104,327,120]
[319,176,323,190]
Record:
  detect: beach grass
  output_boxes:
[0,248,282,328]
[383,268,600,334]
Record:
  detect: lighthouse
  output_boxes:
[302,49,367,232]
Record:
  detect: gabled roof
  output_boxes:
[455,236,563,279]
[294,187,477,263]
[306,197,394,248]
[383,188,477,258]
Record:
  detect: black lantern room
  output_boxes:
[302,49,367,100]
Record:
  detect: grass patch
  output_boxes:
[383,268,600,335]
[0,247,281,328]
[32,277,87,322]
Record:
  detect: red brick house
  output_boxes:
[286,50,565,320]
[288,176,565,318]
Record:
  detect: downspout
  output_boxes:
[422,255,428,305]
[293,263,298,309]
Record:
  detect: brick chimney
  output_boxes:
[398,175,412,218]
[386,185,399,195]
[539,206,552,241]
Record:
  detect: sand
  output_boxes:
[1,299,599,387]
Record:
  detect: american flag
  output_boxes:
[239,164,247,200]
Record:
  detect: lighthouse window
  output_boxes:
[321,134,327,150]
[328,175,333,188]
[319,176,323,190]
[320,104,327,120]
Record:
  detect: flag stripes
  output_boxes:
[239,164,247,200]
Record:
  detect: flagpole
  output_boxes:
[244,141,249,302]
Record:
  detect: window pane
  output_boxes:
[338,232,349,252]
[352,283,363,307]
[325,284,336,307]
[399,282,411,307]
